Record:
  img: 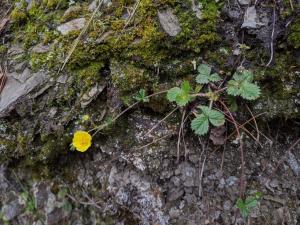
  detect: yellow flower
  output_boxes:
[72,131,92,152]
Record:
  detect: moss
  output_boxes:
[0,45,8,54]
[75,61,105,87]
[111,60,156,94]
[42,0,68,10]
[288,18,300,48]
[11,7,27,23]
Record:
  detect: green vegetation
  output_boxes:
[236,192,262,219]
[166,64,261,135]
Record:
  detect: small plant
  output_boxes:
[166,64,261,136]
[236,192,262,219]
[167,80,193,106]
[134,89,149,103]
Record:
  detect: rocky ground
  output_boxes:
[0,0,300,224]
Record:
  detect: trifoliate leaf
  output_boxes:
[167,87,181,102]
[181,80,191,94]
[199,105,211,116]
[191,114,209,135]
[240,82,261,100]
[209,73,222,82]
[196,64,211,84]
[207,109,225,127]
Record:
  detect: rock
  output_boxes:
[88,0,112,12]
[46,207,69,225]
[176,162,196,187]
[62,5,82,22]
[80,84,106,108]
[241,6,257,29]
[158,8,182,37]
[286,151,300,176]
[57,18,86,35]
[238,0,250,5]
[0,165,9,192]
[31,43,51,54]
[1,199,24,221]
[0,69,49,117]
[167,187,184,201]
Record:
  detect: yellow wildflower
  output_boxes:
[72,131,92,152]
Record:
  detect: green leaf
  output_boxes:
[199,105,211,116]
[245,197,258,208]
[197,64,211,75]
[236,199,249,218]
[240,82,261,100]
[181,80,191,94]
[208,109,225,126]
[134,89,149,102]
[176,91,192,106]
[167,87,181,102]
[196,64,211,84]
[209,73,222,82]
[196,73,210,84]
[227,80,241,96]
[191,114,209,135]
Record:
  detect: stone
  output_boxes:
[0,69,49,117]
[31,43,51,54]
[1,199,24,221]
[241,6,257,29]
[286,151,300,176]
[158,8,182,37]
[88,0,112,12]
[238,0,251,5]
[167,187,184,201]
[80,84,106,108]
[57,18,86,35]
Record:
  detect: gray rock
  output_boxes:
[80,84,106,108]
[1,200,24,221]
[0,165,9,192]
[57,18,86,35]
[238,0,250,5]
[286,151,300,176]
[88,0,112,12]
[0,69,49,117]
[167,187,184,201]
[46,207,69,225]
[241,6,257,28]
[31,44,51,54]
[158,8,182,37]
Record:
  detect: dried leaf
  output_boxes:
[0,66,7,94]
[0,18,9,34]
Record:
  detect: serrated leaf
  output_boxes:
[197,64,211,76]
[196,64,211,84]
[181,80,191,94]
[245,197,258,208]
[241,70,254,82]
[240,82,261,100]
[167,87,181,102]
[227,80,241,96]
[191,114,209,135]
[196,73,210,84]
[176,91,192,106]
[208,109,225,126]
[199,105,211,116]
[209,73,222,82]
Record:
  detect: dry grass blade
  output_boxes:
[0,18,9,34]
[0,65,8,94]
